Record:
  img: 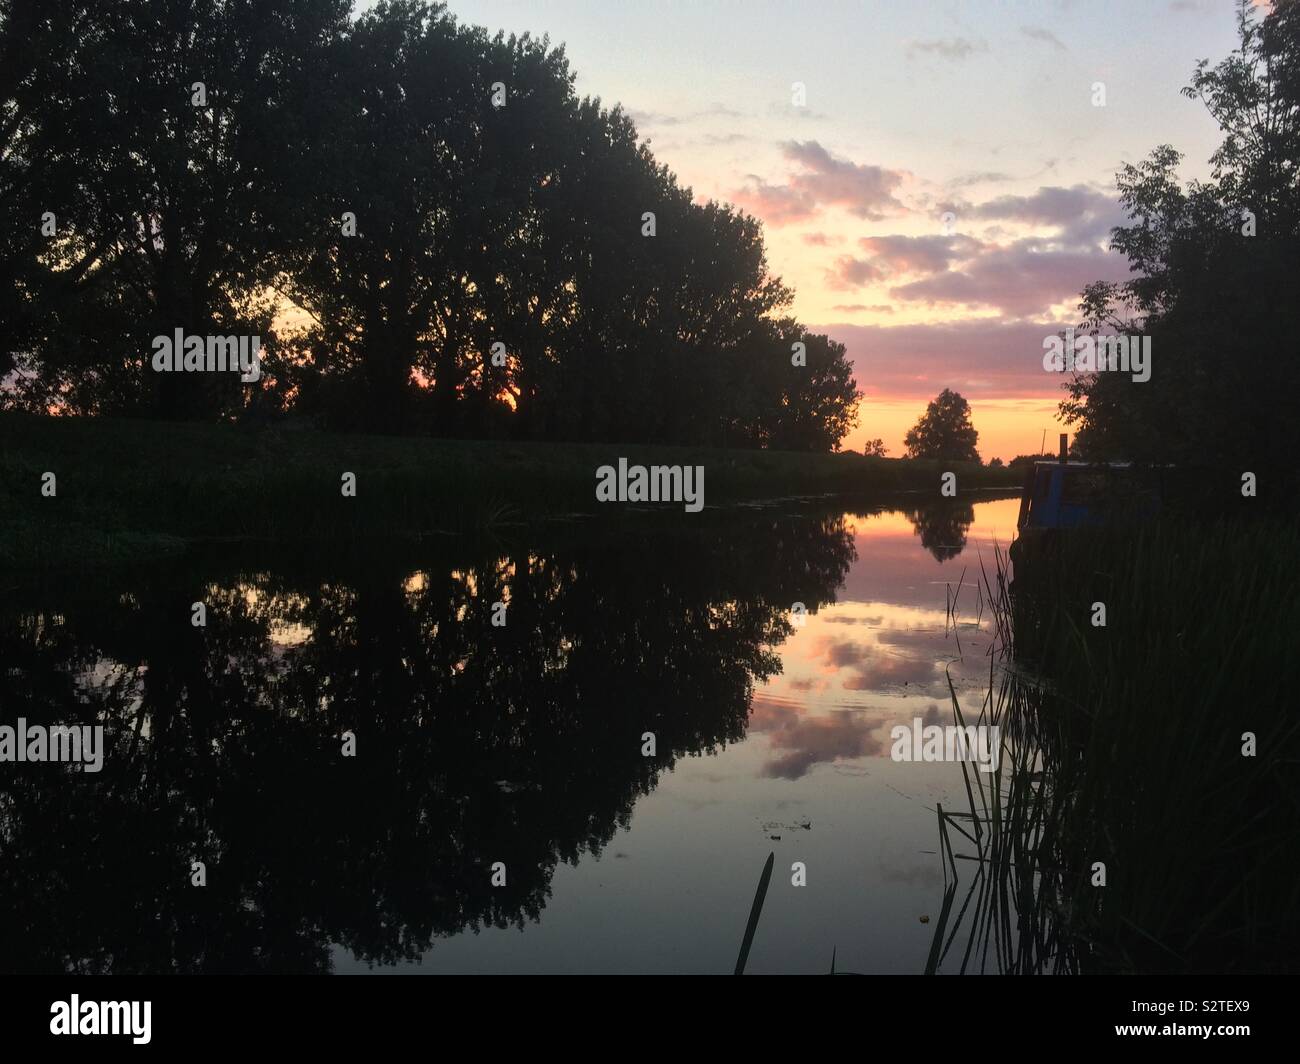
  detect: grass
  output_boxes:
[929,521,1300,973]
[0,412,1020,568]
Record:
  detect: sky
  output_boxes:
[367,0,1254,459]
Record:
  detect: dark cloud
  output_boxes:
[907,38,988,60]
[856,233,985,276]
[1020,25,1067,50]
[815,186,1127,317]
[949,170,1015,187]
[968,184,1124,246]
[888,237,1128,317]
[826,234,983,291]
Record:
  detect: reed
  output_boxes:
[929,521,1300,973]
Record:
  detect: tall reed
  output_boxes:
[930,520,1300,973]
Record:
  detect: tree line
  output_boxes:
[0,0,860,450]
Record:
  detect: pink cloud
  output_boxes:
[732,140,907,226]
[967,184,1124,247]
[801,231,842,246]
[888,238,1129,317]
[807,318,1073,399]
[749,698,884,779]
[826,255,888,289]
[732,178,817,224]
[856,233,985,276]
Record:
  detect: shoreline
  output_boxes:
[0,413,1022,568]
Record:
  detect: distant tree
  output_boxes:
[862,438,888,457]
[1008,453,1055,470]
[988,457,1004,468]
[904,389,980,462]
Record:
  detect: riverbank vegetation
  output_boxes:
[0,413,1021,567]
[931,520,1300,973]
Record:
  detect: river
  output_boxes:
[0,493,1022,973]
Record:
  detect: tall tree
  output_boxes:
[5,0,865,453]
[1064,0,1300,491]
[2,0,352,418]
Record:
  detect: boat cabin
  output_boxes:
[1016,436,1162,532]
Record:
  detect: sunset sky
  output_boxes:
[384,1,1250,459]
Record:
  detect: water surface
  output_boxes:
[0,494,1021,974]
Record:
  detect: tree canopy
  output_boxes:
[0,0,861,450]
[1065,0,1300,490]
[904,388,980,463]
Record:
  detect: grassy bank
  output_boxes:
[0,413,1020,567]
[932,520,1300,973]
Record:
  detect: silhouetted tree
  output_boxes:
[904,388,980,462]
[1,0,862,450]
[0,0,353,419]
[1064,0,1300,502]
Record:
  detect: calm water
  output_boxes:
[0,494,1022,974]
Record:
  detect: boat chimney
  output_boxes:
[1058,433,1068,463]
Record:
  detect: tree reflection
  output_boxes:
[0,514,853,972]
[903,501,976,562]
